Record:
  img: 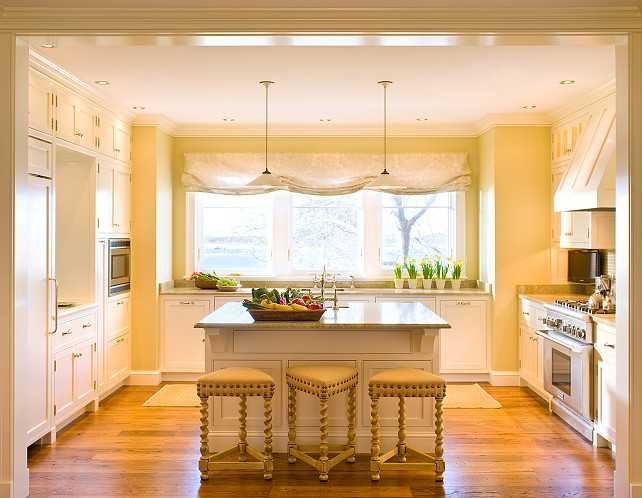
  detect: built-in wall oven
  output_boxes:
[108,238,130,296]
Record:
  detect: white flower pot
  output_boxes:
[435,278,446,290]
[408,278,418,290]
[451,279,462,290]
[394,278,404,289]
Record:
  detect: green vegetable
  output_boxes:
[216,278,238,286]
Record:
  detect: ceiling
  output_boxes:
[32,36,616,135]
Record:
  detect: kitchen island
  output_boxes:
[195,301,450,453]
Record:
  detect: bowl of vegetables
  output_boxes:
[242,287,326,321]
[215,278,241,292]
[190,271,219,289]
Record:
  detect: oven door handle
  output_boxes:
[535,329,588,354]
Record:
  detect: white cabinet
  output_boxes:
[114,120,132,163]
[374,296,436,312]
[28,136,53,179]
[162,298,212,372]
[97,159,131,235]
[518,298,549,398]
[28,72,54,135]
[107,332,131,386]
[594,322,616,445]
[96,113,115,157]
[107,296,130,341]
[55,88,95,149]
[552,169,565,244]
[439,299,488,372]
[26,175,55,445]
[53,337,96,423]
[559,211,615,249]
[214,295,247,309]
[551,114,587,166]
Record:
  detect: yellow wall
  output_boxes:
[171,136,480,279]
[131,126,173,371]
[479,126,551,372]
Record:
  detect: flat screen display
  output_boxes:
[568,250,599,283]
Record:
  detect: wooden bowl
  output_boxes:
[247,308,326,321]
[194,279,218,289]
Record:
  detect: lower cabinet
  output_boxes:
[518,298,546,393]
[107,332,131,386]
[54,338,96,423]
[594,322,616,445]
[162,298,212,372]
[439,300,488,372]
[374,296,436,312]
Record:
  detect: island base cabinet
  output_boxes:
[439,300,488,372]
[108,333,131,386]
[53,338,96,424]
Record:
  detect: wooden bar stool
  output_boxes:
[286,365,359,481]
[197,367,275,481]
[368,367,447,482]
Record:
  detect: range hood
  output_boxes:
[554,106,616,212]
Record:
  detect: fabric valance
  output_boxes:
[182,152,471,196]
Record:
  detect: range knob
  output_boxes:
[580,330,586,339]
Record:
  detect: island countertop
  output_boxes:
[195,301,451,330]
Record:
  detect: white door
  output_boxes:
[53,347,75,421]
[112,166,131,233]
[28,72,53,135]
[439,300,488,372]
[96,240,108,393]
[519,324,535,381]
[96,160,114,232]
[55,89,77,144]
[75,340,95,405]
[96,113,116,157]
[107,296,130,341]
[107,333,131,387]
[75,101,95,149]
[114,122,131,162]
[163,300,210,372]
[596,358,617,443]
[26,175,54,443]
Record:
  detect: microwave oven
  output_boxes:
[109,238,130,296]
[567,249,600,283]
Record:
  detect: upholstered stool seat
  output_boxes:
[197,367,275,480]
[369,367,447,482]
[286,365,359,481]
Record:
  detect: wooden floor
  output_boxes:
[27,384,615,497]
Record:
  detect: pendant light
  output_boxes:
[246,81,287,190]
[366,80,404,190]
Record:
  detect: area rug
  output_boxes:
[443,383,502,409]
[143,384,200,407]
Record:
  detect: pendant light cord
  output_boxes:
[260,81,274,174]
[378,81,392,175]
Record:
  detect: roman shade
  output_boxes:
[182,151,471,196]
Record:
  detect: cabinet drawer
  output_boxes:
[519,300,545,329]
[56,311,96,349]
[595,325,616,363]
[107,296,130,341]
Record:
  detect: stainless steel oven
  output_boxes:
[536,329,593,421]
[108,238,130,296]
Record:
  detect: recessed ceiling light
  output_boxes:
[523,105,537,109]
[41,44,54,48]
[319,118,331,122]
[94,80,110,85]
[223,118,235,122]
[132,106,146,110]
[416,118,429,121]
[559,80,576,85]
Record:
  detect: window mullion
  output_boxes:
[363,190,381,276]
[272,190,290,276]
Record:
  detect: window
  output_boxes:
[190,190,463,276]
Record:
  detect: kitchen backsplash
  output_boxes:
[599,249,615,276]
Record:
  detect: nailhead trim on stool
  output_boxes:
[369,367,447,482]
[286,365,358,482]
[197,367,275,481]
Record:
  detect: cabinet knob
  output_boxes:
[82,323,92,328]
[62,329,72,336]
[114,148,121,153]
[75,132,84,137]
[117,300,125,305]
[113,223,120,227]
[73,352,83,358]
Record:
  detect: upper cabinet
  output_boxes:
[28,69,132,164]
[551,113,588,166]
[559,211,615,250]
[97,159,131,235]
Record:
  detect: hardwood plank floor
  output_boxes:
[27,384,615,497]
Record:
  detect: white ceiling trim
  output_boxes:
[3,6,642,33]
[473,113,551,136]
[132,114,178,135]
[549,79,616,126]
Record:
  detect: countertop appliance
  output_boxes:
[108,238,130,296]
[537,298,615,440]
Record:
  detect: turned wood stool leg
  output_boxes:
[397,396,407,463]
[287,386,297,464]
[199,395,210,480]
[347,385,356,463]
[318,394,330,482]
[370,395,381,481]
[238,395,247,462]
[434,395,445,482]
[263,395,273,480]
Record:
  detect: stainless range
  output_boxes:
[536,299,615,441]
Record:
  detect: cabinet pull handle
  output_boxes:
[62,329,72,336]
[75,132,83,137]
[117,338,124,344]
[113,223,120,227]
[604,342,615,349]
[73,352,83,358]
[456,302,471,306]
[82,323,92,328]
[522,311,529,315]
[181,301,194,305]
[49,277,58,334]
[117,300,125,305]
[114,148,120,153]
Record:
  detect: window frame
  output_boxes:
[186,190,466,278]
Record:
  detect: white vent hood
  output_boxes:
[554,106,616,212]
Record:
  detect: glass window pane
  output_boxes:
[201,193,272,271]
[292,193,361,271]
[381,193,452,268]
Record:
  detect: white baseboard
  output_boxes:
[631,482,642,498]
[161,372,203,382]
[128,370,162,386]
[489,371,520,386]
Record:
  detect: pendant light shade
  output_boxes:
[366,80,404,190]
[246,81,287,190]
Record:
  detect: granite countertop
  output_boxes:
[195,301,451,330]
[161,286,491,297]
[519,293,616,325]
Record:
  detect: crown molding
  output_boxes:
[549,79,616,125]
[2,7,642,33]
[132,114,178,135]
[473,113,550,136]
[28,49,135,122]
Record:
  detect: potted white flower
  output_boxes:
[434,255,450,290]
[392,262,404,289]
[404,257,419,289]
[451,259,464,290]
[420,256,435,289]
